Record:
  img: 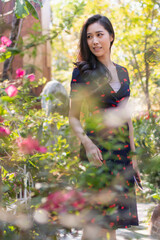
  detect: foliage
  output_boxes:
[133,111,160,203]
[1,0,42,20]
[0,69,81,238]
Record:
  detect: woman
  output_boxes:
[69,14,141,240]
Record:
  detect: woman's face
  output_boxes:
[86,22,113,59]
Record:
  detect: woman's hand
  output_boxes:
[132,155,141,182]
[84,140,103,167]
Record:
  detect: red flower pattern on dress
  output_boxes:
[122,68,127,72]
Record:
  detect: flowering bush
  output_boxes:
[0,67,83,239]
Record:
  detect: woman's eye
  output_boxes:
[98,33,103,37]
[87,35,91,39]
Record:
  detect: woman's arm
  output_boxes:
[128,117,141,180]
[69,97,103,166]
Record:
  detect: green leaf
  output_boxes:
[0,48,21,63]
[30,0,43,7]
[25,0,39,20]
[15,0,29,19]
[7,48,21,55]
[0,106,5,115]
[151,193,160,201]
[0,96,15,102]
[0,51,12,63]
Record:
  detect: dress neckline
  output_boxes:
[108,62,122,94]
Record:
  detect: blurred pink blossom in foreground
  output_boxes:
[5,85,18,97]
[16,68,26,78]
[27,74,35,82]
[0,44,6,53]
[16,136,47,154]
[1,36,12,47]
[0,127,10,137]
[42,190,85,213]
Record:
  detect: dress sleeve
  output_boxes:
[69,67,85,99]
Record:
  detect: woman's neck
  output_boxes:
[97,55,114,69]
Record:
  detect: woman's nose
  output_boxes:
[92,36,98,44]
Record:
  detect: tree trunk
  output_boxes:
[2,13,23,81]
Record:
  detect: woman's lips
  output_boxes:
[93,47,102,52]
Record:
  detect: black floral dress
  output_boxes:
[70,62,139,230]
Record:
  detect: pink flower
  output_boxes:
[0,116,4,123]
[42,191,70,212]
[0,44,6,53]
[42,190,86,213]
[16,68,26,78]
[1,36,12,47]
[0,127,10,137]
[17,136,39,154]
[5,85,18,97]
[27,74,35,82]
[16,136,47,155]
[37,146,47,153]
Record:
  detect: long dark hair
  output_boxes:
[74,14,115,82]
